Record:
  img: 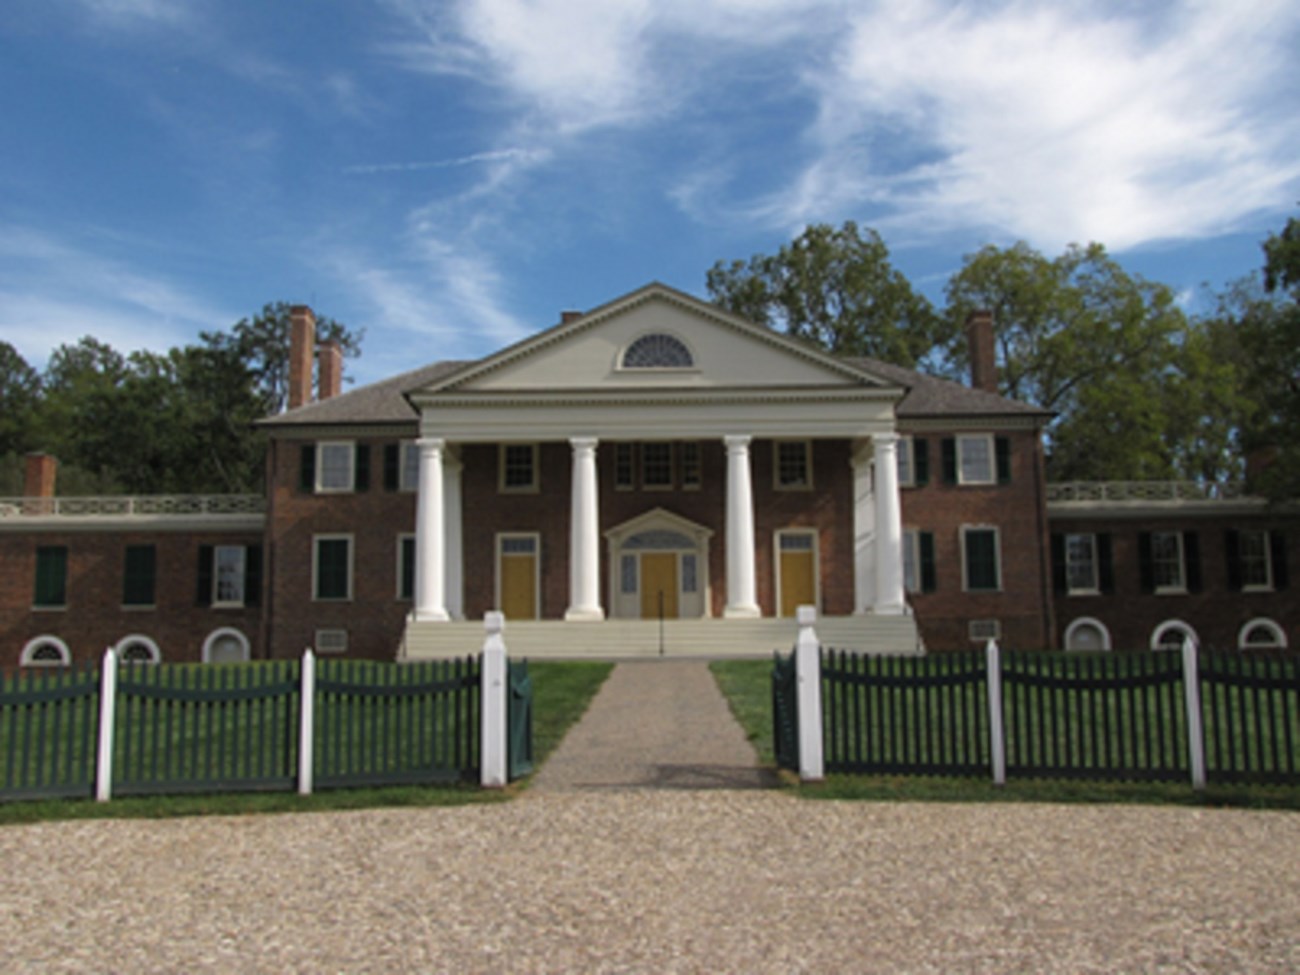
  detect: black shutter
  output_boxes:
[913,438,930,486]
[919,532,937,593]
[1184,531,1202,593]
[354,444,371,491]
[995,436,1011,484]
[299,445,316,492]
[1225,529,1242,591]
[1138,533,1154,593]
[1050,534,1067,594]
[1097,533,1114,594]
[196,545,214,606]
[384,444,400,492]
[401,536,416,600]
[941,438,957,484]
[245,545,263,607]
[1271,531,1288,590]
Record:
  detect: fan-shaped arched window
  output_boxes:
[621,333,694,369]
[20,636,71,668]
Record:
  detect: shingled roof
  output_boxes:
[257,360,469,427]
[847,357,1051,419]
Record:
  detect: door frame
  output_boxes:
[605,507,713,620]
[495,531,541,620]
[774,527,820,618]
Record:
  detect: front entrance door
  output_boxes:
[498,534,539,620]
[777,530,817,617]
[640,552,679,619]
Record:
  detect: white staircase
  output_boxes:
[399,614,922,661]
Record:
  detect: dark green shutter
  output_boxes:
[1184,531,1201,593]
[245,546,263,607]
[1225,529,1242,591]
[1138,533,1154,593]
[384,444,401,491]
[913,438,929,486]
[196,545,214,606]
[919,531,936,593]
[1050,534,1066,594]
[34,546,68,607]
[299,445,316,492]
[1097,533,1114,594]
[941,438,957,484]
[995,437,1011,484]
[966,530,999,590]
[354,444,370,491]
[1271,531,1288,590]
[122,545,156,606]
[401,536,416,600]
[316,538,350,600]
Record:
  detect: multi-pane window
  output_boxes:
[620,554,637,594]
[622,333,693,369]
[962,527,1000,591]
[681,554,698,593]
[681,442,701,489]
[1238,529,1272,590]
[500,444,537,491]
[123,545,157,607]
[213,545,247,607]
[614,443,634,489]
[401,442,421,491]
[1151,531,1185,592]
[897,437,913,487]
[903,529,920,594]
[641,443,673,488]
[775,441,811,489]
[34,546,68,608]
[957,435,994,485]
[314,536,353,601]
[1065,533,1098,594]
[317,442,355,492]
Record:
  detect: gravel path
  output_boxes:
[1,662,1298,972]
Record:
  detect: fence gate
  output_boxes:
[771,650,799,771]
[507,659,534,780]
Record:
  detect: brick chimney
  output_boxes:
[288,305,316,410]
[561,310,583,324]
[24,453,57,499]
[318,340,343,401]
[966,309,997,394]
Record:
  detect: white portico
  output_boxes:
[400,283,917,657]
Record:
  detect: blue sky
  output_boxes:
[2,0,1298,388]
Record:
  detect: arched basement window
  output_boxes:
[114,634,162,665]
[1150,619,1198,652]
[621,333,694,369]
[1238,618,1287,651]
[1064,617,1112,652]
[21,636,72,668]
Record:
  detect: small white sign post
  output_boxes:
[795,605,824,781]
[1181,636,1206,790]
[95,647,117,802]
[985,639,1006,786]
[298,649,316,796]
[481,612,508,788]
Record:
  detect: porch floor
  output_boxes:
[399,613,922,661]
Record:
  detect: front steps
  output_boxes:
[399,613,922,661]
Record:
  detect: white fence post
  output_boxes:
[298,649,316,796]
[95,647,117,802]
[481,612,508,788]
[795,605,824,781]
[1181,636,1207,790]
[986,639,1006,786]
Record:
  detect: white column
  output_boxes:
[851,441,876,615]
[565,437,604,621]
[412,437,449,622]
[444,451,464,620]
[724,435,760,618]
[872,432,905,614]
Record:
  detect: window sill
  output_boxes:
[1241,584,1274,594]
[1154,587,1188,596]
[31,605,67,612]
[1067,589,1100,598]
[122,604,157,612]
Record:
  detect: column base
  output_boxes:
[564,606,605,622]
[409,609,451,623]
[724,604,762,619]
[867,603,906,617]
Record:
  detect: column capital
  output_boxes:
[569,436,599,453]
[416,436,446,453]
[723,434,752,452]
[871,431,899,450]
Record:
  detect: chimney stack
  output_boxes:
[24,453,57,500]
[288,305,316,410]
[966,309,997,394]
[560,310,583,324]
[318,340,343,401]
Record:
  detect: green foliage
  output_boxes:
[707,221,949,367]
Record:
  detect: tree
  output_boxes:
[942,242,1203,480]
[203,302,362,415]
[707,222,948,366]
[0,342,41,458]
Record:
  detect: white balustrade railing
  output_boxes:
[0,495,266,518]
[1046,481,1247,504]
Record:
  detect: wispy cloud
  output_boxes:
[342,148,549,176]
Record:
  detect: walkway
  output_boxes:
[530,659,777,792]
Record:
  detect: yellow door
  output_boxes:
[640,553,679,619]
[499,541,538,620]
[779,534,816,617]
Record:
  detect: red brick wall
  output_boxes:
[901,428,1054,651]
[1048,512,1300,652]
[0,528,264,669]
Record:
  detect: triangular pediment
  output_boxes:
[410,283,891,398]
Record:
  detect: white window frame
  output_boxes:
[113,634,162,665]
[494,532,541,620]
[773,440,813,491]
[20,635,71,668]
[316,441,356,493]
[1065,533,1099,595]
[961,525,1002,592]
[957,434,995,486]
[202,627,250,664]
[1238,529,1273,592]
[1237,617,1287,651]
[618,332,697,370]
[212,544,247,608]
[1150,619,1197,652]
[902,527,921,594]
[897,436,915,488]
[400,441,421,492]
[641,442,674,490]
[313,533,354,602]
[499,443,539,493]
[681,442,702,490]
[614,443,635,491]
[1064,617,1112,652]
[1151,531,1186,594]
